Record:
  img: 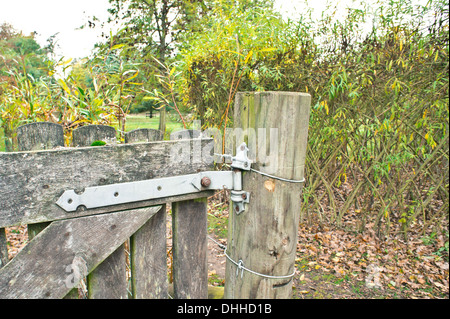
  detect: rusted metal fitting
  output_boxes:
[201,176,211,187]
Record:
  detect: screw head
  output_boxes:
[241,193,247,200]
[201,177,211,187]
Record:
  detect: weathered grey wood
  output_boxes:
[17,122,66,241]
[172,198,208,299]
[170,129,201,140]
[125,128,163,144]
[71,125,117,147]
[87,246,128,299]
[130,204,167,298]
[17,122,65,152]
[0,206,161,299]
[16,123,68,294]
[127,129,167,299]
[0,138,214,228]
[0,228,8,268]
[72,125,128,299]
[225,91,311,299]
[171,131,208,299]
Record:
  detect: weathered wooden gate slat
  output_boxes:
[171,130,208,299]
[72,125,128,299]
[17,122,66,240]
[0,138,214,228]
[128,128,168,299]
[0,206,161,299]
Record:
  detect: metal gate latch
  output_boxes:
[56,143,252,214]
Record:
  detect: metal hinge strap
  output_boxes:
[56,171,233,212]
[56,142,252,213]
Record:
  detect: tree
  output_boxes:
[97,0,210,132]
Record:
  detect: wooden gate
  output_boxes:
[0,122,213,299]
[0,91,311,299]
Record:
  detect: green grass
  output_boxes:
[207,211,228,239]
[120,113,184,131]
[112,113,186,140]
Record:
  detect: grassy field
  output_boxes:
[0,113,186,152]
[113,113,185,135]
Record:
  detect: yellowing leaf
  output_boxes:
[123,70,139,82]
[321,100,329,115]
[299,290,309,294]
[244,50,253,64]
[259,47,276,53]
[111,44,125,51]
[57,79,70,94]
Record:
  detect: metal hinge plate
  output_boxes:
[56,171,233,212]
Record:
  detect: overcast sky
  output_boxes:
[0,0,358,60]
[0,0,111,59]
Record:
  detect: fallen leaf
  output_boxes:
[299,290,309,294]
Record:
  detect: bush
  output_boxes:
[177,0,449,237]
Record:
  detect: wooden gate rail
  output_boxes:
[0,133,214,227]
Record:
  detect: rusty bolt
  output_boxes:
[241,193,247,200]
[201,177,211,187]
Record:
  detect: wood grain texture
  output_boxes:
[17,122,66,241]
[225,92,311,299]
[170,129,201,140]
[87,246,128,299]
[73,125,128,299]
[0,138,214,227]
[125,128,163,144]
[0,228,7,268]
[171,131,208,299]
[71,125,117,147]
[0,206,161,299]
[172,198,208,299]
[130,205,167,298]
[16,122,65,151]
[127,128,167,299]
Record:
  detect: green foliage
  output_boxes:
[178,2,291,127]
[175,0,449,236]
[90,140,107,146]
[0,30,141,148]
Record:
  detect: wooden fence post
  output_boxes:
[72,125,127,299]
[225,92,311,298]
[127,128,167,299]
[170,129,208,299]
